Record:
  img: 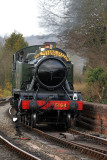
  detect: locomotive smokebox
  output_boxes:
[35,57,67,89]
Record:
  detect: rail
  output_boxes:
[68,128,107,145]
[0,135,41,160]
[22,124,107,160]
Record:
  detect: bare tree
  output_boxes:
[37,0,72,33]
[38,0,107,67]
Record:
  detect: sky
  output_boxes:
[0,0,45,37]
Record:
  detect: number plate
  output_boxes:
[55,103,67,108]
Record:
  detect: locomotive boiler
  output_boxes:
[10,42,83,129]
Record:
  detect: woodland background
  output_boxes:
[0,0,107,103]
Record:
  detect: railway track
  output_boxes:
[0,97,10,106]
[22,123,107,160]
[0,99,52,160]
[0,99,41,160]
[1,98,107,160]
[0,135,41,160]
[8,100,107,160]
[68,128,107,145]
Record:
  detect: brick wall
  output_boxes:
[76,102,107,135]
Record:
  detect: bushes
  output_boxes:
[0,82,12,98]
[86,66,107,103]
[0,89,3,97]
[74,66,107,104]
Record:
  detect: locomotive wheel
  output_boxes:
[31,114,36,128]
[21,116,25,123]
[28,114,31,126]
[66,113,71,129]
[31,119,36,128]
[24,115,28,125]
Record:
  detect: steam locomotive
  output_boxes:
[10,42,83,129]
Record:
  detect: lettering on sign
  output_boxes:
[55,103,67,108]
[34,50,69,61]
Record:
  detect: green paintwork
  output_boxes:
[12,45,74,92]
[67,63,73,84]
[15,62,33,89]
